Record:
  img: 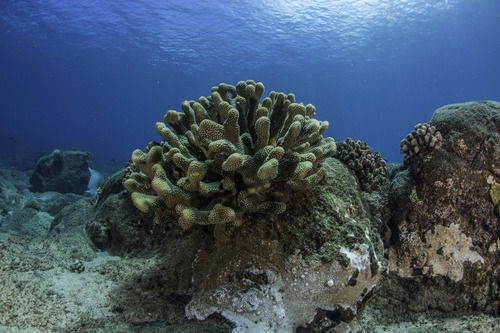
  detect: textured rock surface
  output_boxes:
[388,223,484,282]
[381,101,500,319]
[183,158,386,332]
[29,149,92,194]
[0,168,83,237]
[87,158,386,332]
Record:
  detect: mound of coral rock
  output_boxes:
[379,101,500,318]
[116,81,389,331]
[87,156,386,332]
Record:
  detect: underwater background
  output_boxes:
[2,2,500,332]
[1,0,500,173]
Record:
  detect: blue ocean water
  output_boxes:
[1,0,499,173]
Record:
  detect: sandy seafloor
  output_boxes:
[1,165,499,333]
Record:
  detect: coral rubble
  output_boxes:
[124,80,336,229]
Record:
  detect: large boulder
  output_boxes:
[29,149,92,194]
[382,101,500,318]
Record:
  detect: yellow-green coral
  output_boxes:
[125,80,336,228]
[409,188,420,204]
[489,182,500,206]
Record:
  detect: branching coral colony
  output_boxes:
[124,80,336,229]
[400,123,442,162]
[335,138,389,193]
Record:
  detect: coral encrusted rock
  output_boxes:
[86,158,386,332]
[185,158,387,332]
[124,80,336,229]
[382,101,500,318]
[335,137,389,193]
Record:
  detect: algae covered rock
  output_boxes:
[124,80,336,229]
[185,158,387,332]
[86,157,386,332]
[383,101,500,317]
